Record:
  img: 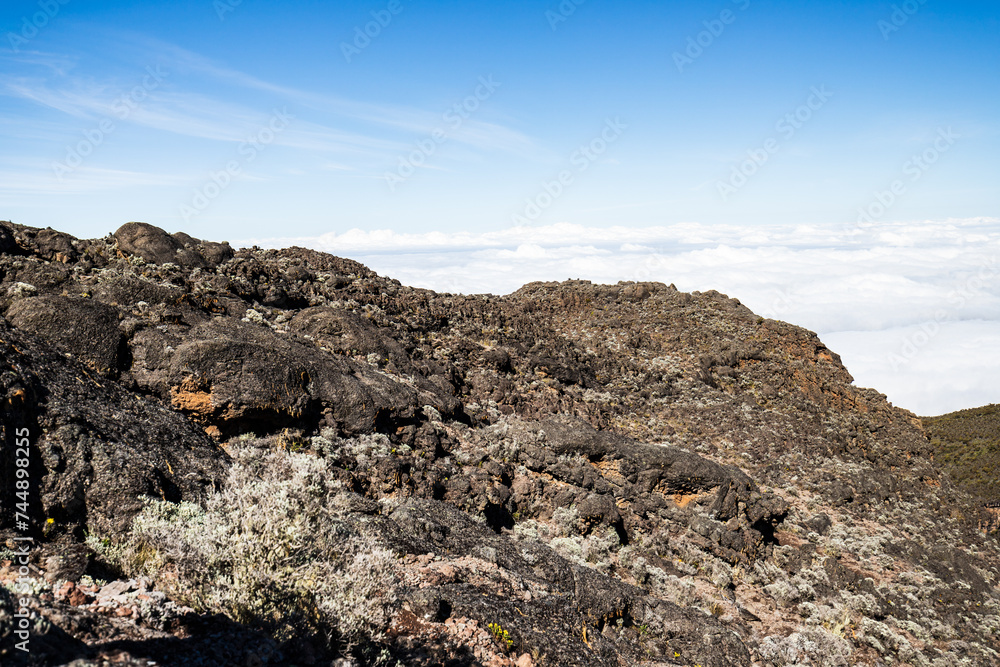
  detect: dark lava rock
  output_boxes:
[806,512,832,535]
[0,222,21,255]
[1,221,998,667]
[115,221,187,265]
[0,318,227,535]
[1,585,88,666]
[6,295,127,375]
[129,318,448,437]
[289,305,413,371]
[114,222,233,268]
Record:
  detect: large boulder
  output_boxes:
[290,306,413,370]
[127,318,451,436]
[0,319,227,535]
[289,306,463,413]
[0,223,77,262]
[114,222,184,265]
[114,222,233,268]
[6,295,127,375]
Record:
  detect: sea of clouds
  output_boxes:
[240,218,1000,416]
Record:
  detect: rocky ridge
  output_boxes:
[0,220,997,666]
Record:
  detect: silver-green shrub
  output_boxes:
[91,440,398,652]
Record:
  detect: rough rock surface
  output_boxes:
[0,316,226,536]
[113,221,233,269]
[6,296,128,375]
[0,220,997,666]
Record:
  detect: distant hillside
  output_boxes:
[923,404,1000,504]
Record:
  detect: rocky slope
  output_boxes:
[1,220,998,666]
[923,405,1000,506]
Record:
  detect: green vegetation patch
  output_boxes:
[922,403,1000,503]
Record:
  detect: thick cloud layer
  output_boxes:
[241,219,999,415]
[824,321,1000,416]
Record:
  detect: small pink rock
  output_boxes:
[67,587,90,606]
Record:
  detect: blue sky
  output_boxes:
[1,0,997,241]
[2,1,999,414]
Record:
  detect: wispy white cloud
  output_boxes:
[0,75,406,156]
[1,34,539,160]
[239,219,1000,414]
[0,77,108,119]
[0,165,189,196]
[1,50,80,76]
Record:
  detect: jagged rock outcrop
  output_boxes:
[0,220,998,667]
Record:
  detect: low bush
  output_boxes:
[88,440,398,654]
